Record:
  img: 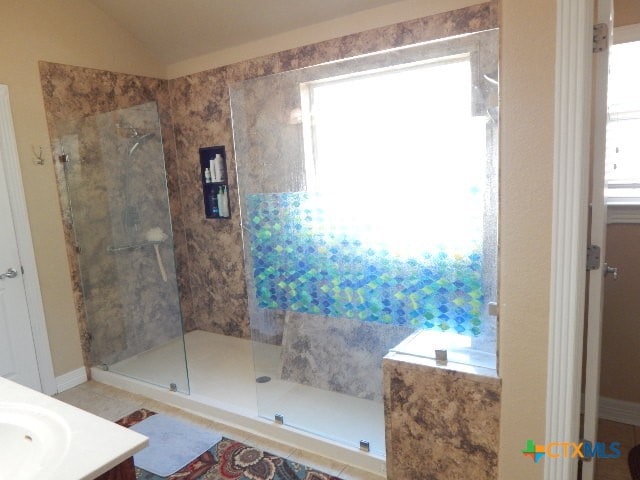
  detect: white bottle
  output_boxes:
[213,154,225,182]
[223,187,230,217]
[218,186,229,217]
[204,168,212,183]
[209,158,215,180]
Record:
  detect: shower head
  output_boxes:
[116,123,142,138]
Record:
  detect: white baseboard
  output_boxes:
[55,367,88,393]
[599,396,640,426]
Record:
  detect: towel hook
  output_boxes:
[31,145,46,165]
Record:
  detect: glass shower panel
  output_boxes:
[60,102,190,394]
[231,29,498,455]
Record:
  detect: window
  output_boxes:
[606,40,640,204]
[301,55,488,258]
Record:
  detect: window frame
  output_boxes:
[605,24,640,223]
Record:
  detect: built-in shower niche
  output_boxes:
[199,145,231,219]
[231,27,498,456]
[56,101,190,393]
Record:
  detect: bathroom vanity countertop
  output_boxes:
[0,377,148,480]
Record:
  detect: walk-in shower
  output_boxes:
[43,22,498,471]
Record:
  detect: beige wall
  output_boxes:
[615,0,640,26]
[0,0,165,376]
[600,224,640,402]
[498,1,554,478]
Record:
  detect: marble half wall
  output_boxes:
[280,312,414,401]
[39,62,194,366]
[168,1,498,339]
[384,352,501,479]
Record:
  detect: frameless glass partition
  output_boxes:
[231,29,498,454]
[58,102,190,393]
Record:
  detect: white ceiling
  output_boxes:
[89,0,403,65]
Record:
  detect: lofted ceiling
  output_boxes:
[89,0,404,65]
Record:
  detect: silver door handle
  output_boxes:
[604,264,618,280]
[0,268,18,280]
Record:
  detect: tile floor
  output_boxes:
[595,418,638,480]
[54,380,385,480]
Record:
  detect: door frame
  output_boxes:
[0,85,56,395]
[545,0,595,479]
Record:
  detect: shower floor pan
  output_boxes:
[92,330,386,475]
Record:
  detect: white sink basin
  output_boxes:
[0,402,71,480]
[0,378,147,480]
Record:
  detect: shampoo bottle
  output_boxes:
[213,153,225,182]
[204,167,212,183]
[223,186,230,217]
[218,185,229,217]
[208,188,219,217]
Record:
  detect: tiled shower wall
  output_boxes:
[40,2,497,364]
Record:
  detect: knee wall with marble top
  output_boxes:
[383,352,501,480]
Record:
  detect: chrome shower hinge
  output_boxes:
[586,245,601,271]
[435,349,448,366]
[593,23,608,53]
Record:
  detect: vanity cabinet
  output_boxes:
[95,457,136,480]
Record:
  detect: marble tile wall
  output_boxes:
[168,67,252,337]
[39,63,194,366]
[383,352,501,479]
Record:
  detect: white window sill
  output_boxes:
[607,204,640,223]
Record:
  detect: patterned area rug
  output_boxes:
[117,409,344,480]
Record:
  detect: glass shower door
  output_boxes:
[231,29,498,455]
[59,102,190,393]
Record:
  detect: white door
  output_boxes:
[582,1,613,479]
[0,111,42,392]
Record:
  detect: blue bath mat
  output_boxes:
[130,413,222,477]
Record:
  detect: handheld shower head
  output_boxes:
[128,132,155,156]
[116,123,156,155]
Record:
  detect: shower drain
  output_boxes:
[256,376,271,383]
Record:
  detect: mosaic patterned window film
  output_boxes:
[246,192,484,335]
[232,32,499,341]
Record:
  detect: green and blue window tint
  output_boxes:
[246,192,484,336]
